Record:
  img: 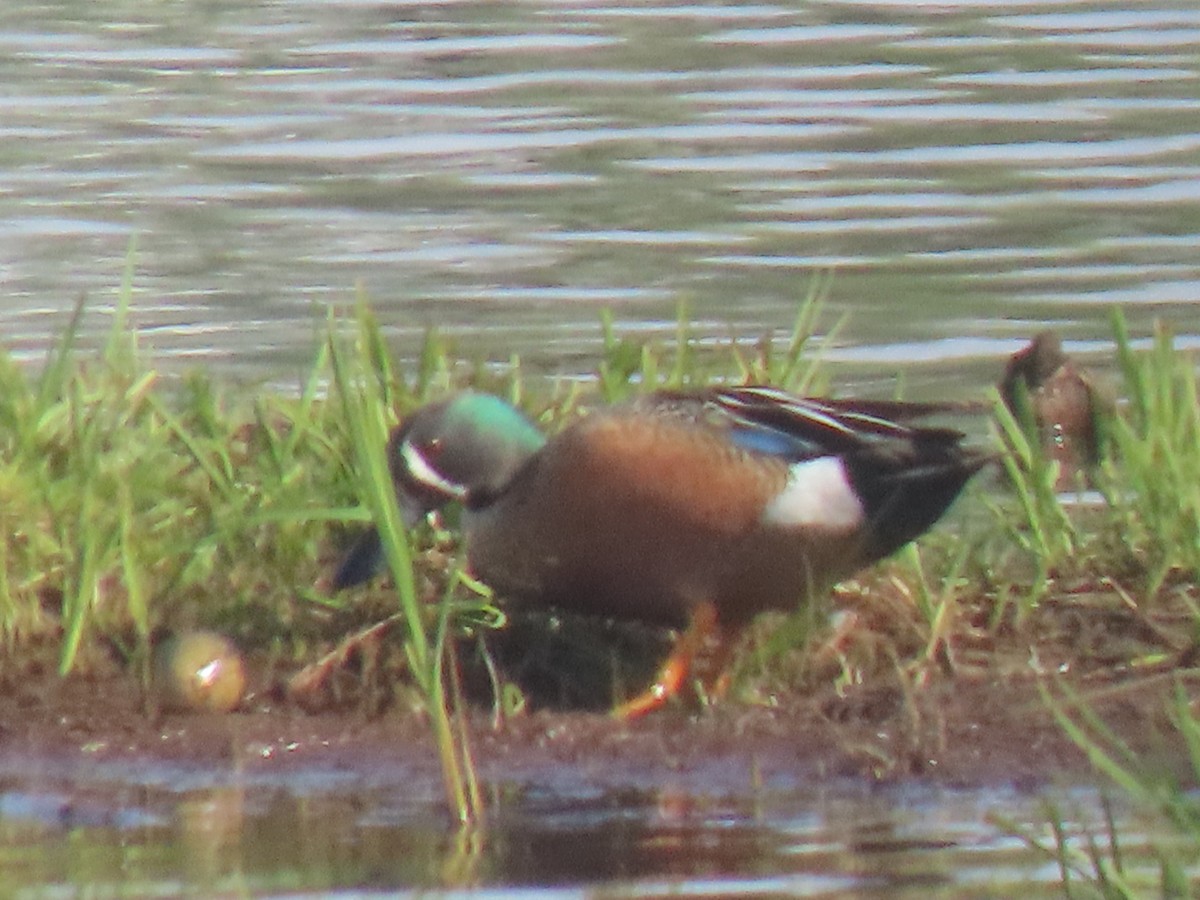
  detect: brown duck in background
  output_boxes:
[1000,331,1100,488]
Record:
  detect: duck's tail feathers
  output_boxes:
[849,450,994,561]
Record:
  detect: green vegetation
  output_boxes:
[987,310,1200,898]
[994,678,1200,898]
[2,272,1200,870]
[1100,313,1200,598]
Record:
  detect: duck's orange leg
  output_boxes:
[613,601,722,719]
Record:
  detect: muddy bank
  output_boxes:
[0,657,1191,799]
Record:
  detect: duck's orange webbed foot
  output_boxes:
[613,601,727,719]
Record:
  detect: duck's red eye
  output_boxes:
[424,437,444,458]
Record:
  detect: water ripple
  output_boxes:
[0,0,1196,390]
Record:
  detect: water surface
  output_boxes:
[0,757,1158,897]
[1,0,1197,392]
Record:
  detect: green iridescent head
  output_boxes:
[389,391,546,522]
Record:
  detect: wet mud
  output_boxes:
[0,643,1192,799]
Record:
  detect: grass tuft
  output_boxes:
[1098,311,1200,598]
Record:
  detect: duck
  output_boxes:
[1000,331,1100,487]
[333,386,989,717]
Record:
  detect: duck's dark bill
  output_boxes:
[331,527,384,590]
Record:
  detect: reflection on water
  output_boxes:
[0,1,1197,391]
[0,761,1148,896]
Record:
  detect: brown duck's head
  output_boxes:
[1003,330,1069,393]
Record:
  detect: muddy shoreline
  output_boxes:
[1,660,1190,800]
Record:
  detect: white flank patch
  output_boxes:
[399,440,467,501]
[762,456,865,530]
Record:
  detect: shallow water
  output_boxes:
[1,0,1198,391]
[0,757,1163,897]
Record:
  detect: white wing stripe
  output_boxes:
[762,457,865,530]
